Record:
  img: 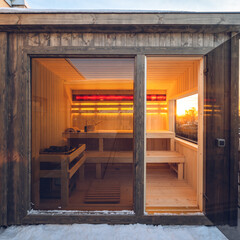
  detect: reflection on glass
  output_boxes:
[31,58,134,211]
[176,94,198,143]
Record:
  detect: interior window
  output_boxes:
[175,94,198,143]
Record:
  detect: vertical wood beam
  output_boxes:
[0,32,8,226]
[134,55,146,216]
[7,33,29,224]
[61,159,69,207]
[229,33,239,226]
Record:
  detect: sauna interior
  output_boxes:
[31,57,203,213]
[146,57,203,214]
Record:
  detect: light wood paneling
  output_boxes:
[146,165,198,210]
[31,59,71,160]
[175,139,198,192]
[35,58,85,82]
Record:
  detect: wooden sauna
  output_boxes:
[0,10,239,226]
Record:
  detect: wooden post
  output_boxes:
[178,163,184,180]
[96,163,102,179]
[99,138,103,152]
[134,55,146,216]
[0,32,8,226]
[229,33,239,226]
[33,158,40,209]
[61,159,69,207]
[79,165,85,180]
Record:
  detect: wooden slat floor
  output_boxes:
[38,164,198,212]
[39,164,133,210]
[146,164,199,213]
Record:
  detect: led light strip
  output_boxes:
[72,94,166,102]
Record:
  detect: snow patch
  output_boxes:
[28,209,135,216]
[0,224,227,240]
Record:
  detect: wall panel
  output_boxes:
[31,59,70,160]
[0,32,8,226]
[24,32,232,49]
[175,140,198,192]
[2,30,233,225]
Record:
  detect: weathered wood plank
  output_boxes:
[213,33,226,47]
[25,46,214,56]
[50,33,61,47]
[7,33,19,225]
[22,213,212,225]
[71,33,79,46]
[148,33,160,47]
[81,33,94,46]
[134,55,146,216]
[116,33,127,47]
[170,33,181,47]
[93,33,104,47]
[26,32,226,49]
[28,33,39,46]
[181,33,193,47]
[7,33,29,225]
[229,33,239,226]
[105,33,116,47]
[39,33,50,46]
[204,36,232,225]
[137,34,148,47]
[203,33,214,47]
[1,13,240,27]
[192,33,204,47]
[126,33,137,46]
[61,33,72,46]
[0,32,8,226]
[159,33,170,47]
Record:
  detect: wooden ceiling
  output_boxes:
[34,57,200,91]
[147,57,200,90]
[35,58,85,81]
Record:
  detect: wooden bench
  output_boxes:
[86,151,133,178]
[34,144,86,207]
[146,151,185,180]
[85,150,185,180]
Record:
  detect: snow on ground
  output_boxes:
[0,224,227,240]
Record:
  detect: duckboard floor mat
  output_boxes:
[84,181,120,204]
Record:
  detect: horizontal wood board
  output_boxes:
[0,12,240,33]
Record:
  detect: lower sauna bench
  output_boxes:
[146,151,185,180]
[85,150,185,180]
[35,144,86,208]
[85,151,133,179]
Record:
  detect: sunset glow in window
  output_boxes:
[176,94,198,143]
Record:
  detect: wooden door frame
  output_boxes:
[143,56,204,213]
[0,32,8,226]
[4,44,216,225]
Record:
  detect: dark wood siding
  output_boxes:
[229,34,240,225]
[204,35,239,225]
[7,33,30,224]
[0,32,8,226]
[0,30,237,225]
